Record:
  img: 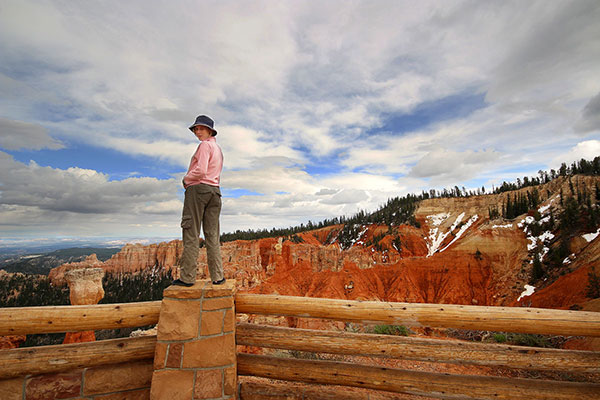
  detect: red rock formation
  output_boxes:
[64,268,105,305]
[0,335,26,349]
[49,254,103,286]
[49,241,183,286]
[46,175,600,314]
[48,221,520,307]
[512,235,600,309]
[63,268,105,344]
[103,241,183,275]
[63,332,96,344]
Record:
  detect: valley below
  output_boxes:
[3,174,600,394]
[47,175,600,315]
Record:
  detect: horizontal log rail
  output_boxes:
[0,301,161,336]
[3,294,599,338]
[0,336,156,379]
[235,293,600,337]
[236,323,600,372]
[239,381,373,399]
[237,353,600,400]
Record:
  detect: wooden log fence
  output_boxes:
[236,294,600,398]
[236,323,600,372]
[1,293,600,399]
[3,294,599,337]
[0,335,156,379]
[235,293,600,337]
[237,353,600,400]
[0,301,161,336]
[5,320,597,380]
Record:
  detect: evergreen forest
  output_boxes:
[0,270,173,347]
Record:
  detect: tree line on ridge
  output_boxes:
[220,156,600,243]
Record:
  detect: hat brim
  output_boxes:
[189,123,217,136]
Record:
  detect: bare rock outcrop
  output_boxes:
[64,268,105,306]
[49,254,103,286]
[63,268,105,344]
[49,241,183,286]
[102,241,182,275]
[0,335,26,349]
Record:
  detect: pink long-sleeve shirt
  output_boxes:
[184,136,223,188]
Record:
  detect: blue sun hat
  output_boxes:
[189,115,217,136]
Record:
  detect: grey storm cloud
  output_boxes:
[0,117,64,150]
[487,0,600,104]
[0,152,177,214]
[409,148,500,184]
[576,92,600,134]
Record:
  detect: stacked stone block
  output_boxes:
[0,360,153,399]
[151,280,236,400]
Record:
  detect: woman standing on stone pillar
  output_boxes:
[172,115,225,287]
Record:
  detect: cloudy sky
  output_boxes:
[1,0,599,246]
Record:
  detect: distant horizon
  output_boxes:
[0,166,553,250]
[0,236,178,253]
[1,1,599,240]
[3,158,596,254]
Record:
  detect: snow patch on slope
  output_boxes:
[563,253,575,264]
[352,226,369,247]
[426,212,477,257]
[492,224,512,229]
[439,215,479,253]
[425,213,450,257]
[517,198,557,263]
[583,229,600,243]
[517,285,536,301]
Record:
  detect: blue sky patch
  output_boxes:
[372,91,487,135]
[221,188,264,198]
[8,143,179,181]
[304,152,347,176]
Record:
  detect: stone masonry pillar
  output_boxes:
[150,280,236,400]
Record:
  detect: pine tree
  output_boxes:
[587,267,600,299]
[505,195,513,219]
[531,256,544,282]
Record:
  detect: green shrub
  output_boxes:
[507,333,551,348]
[475,249,483,260]
[492,333,507,343]
[288,350,319,360]
[373,324,410,336]
[447,329,563,349]
[488,332,551,348]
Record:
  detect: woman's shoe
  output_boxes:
[172,279,194,287]
[212,278,226,285]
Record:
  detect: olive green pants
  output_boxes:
[179,183,223,283]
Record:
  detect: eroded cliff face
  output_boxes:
[511,236,600,309]
[49,242,183,285]
[48,176,600,311]
[45,221,534,307]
